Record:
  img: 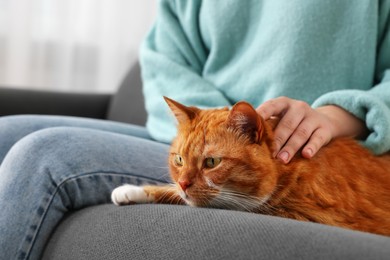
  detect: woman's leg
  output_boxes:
[0,127,170,260]
[0,115,152,163]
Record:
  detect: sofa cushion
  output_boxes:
[42,204,390,260]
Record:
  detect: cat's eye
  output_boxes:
[205,157,221,168]
[174,154,184,166]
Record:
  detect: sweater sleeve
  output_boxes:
[312,1,390,154]
[140,0,231,143]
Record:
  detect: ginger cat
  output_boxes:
[112,97,390,236]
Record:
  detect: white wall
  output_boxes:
[0,0,157,93]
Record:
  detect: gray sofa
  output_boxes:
[1,62,389,259]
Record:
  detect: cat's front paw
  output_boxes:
[111,184,152,206]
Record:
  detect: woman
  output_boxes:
[0,1,389,259]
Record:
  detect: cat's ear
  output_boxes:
[164,96,199,124]
[227,101,264,143]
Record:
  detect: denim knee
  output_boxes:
[2,127,97,185]
[0,115,34,163]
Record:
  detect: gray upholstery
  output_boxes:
[42,204,390,260]
[106,61,147,126]
[1,62,389,259]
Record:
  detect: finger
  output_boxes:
[302,128,332,159]
[272,109,306,157]
[256,97,291,120]
[276,119,318,163]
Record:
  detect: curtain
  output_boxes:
[0,0,156,92]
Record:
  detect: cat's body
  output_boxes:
[112,97,390,236]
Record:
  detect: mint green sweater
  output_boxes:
[140,0,390,154]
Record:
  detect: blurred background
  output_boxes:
[0,0,156,93]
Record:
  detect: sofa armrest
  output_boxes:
[0,87,112,119]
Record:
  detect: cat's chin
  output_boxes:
[178,191,205,207]
[181,196,196,207]
[178,190,193,205]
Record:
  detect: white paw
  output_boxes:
[111,184,152,206]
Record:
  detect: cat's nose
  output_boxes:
[179,180,191,191]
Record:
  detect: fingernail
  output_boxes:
[278,151,289,163]
[306,148,313,157]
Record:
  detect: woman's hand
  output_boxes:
[256,97,368,164]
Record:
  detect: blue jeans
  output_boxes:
[0,115,170,260]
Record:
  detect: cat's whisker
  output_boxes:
[156,184,179,204]
[258,201,278,215]
[206,189,268,212]
[159,190,173,202]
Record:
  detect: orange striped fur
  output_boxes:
[145,97,390,236]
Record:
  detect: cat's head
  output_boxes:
[164,97,279,211]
